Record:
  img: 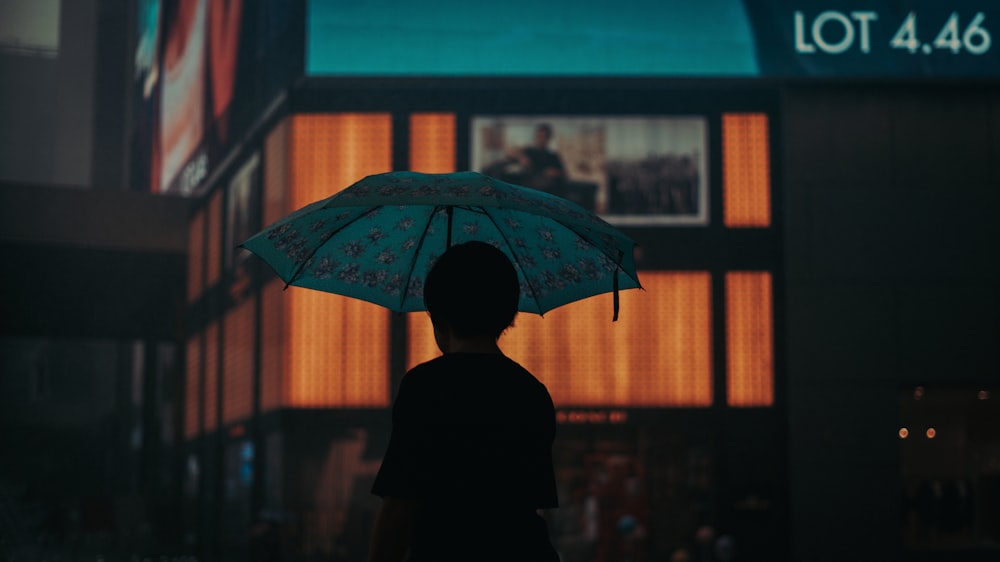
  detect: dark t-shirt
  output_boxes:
[522,147,564,176]
[371,352,559,561]
[521,147,566,191]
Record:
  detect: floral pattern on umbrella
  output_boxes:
[241,171,640,316]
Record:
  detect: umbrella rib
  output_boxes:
[396,205,444,312]
[560,223,641,289]
[559,224,641,320]
[479,207,545,315]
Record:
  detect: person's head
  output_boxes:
[533,123,553,147]
[423,241,519,341]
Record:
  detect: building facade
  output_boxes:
[2,1,998,562]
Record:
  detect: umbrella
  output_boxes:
[240,171,641,319]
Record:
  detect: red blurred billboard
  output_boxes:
[132,0,300,195]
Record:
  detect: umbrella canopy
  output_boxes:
[240,171,641,318]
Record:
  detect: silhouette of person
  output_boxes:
[501,123,567,192]
[368,241,560,562]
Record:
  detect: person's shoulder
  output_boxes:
[398,355,448,389]
[502,354,537,377]
[403,355,448,379]
[503,357,553,394]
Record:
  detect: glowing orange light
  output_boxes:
[289,113,393,207]
[723,113,771,227]
[283,289,390,407]
[913,386,925,400]
[979,390,991,400]
[187,211,204,302]
[726,272,774,407]
[408,272,714,407]
[276,114,393,408]
[410,113,456,173]
[898,427,909,439]
[926,428,936,439]
[223,299,255,424]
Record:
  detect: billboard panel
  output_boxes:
[471,116,708,226]
[132,0,300,195]
[307,0,1000,78]
[307,0,758,76]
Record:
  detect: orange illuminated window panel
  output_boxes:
[284,290,390,407]
[723,113,771,227]
[184,335,201,438]
[187,211,204,302]
[726,272,774,407]
[280,113,394,408]
[407,272,713,407]
[288,113,393,208]
[410,113,456,173]
[204,321,219,430]
[223,299,255,424]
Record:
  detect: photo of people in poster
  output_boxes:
[472,116,708,225]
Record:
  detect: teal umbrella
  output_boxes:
[240,171,641,319]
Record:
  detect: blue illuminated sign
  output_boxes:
[306,1,1000,77]
[307,0,759,76]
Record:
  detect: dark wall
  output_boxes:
[0,0,129,189]
[0,183,190,339]
[782,84,1000,561]
[0,0,97,186]
[0,181,191,554]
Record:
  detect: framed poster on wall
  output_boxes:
[471,116,708,226]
